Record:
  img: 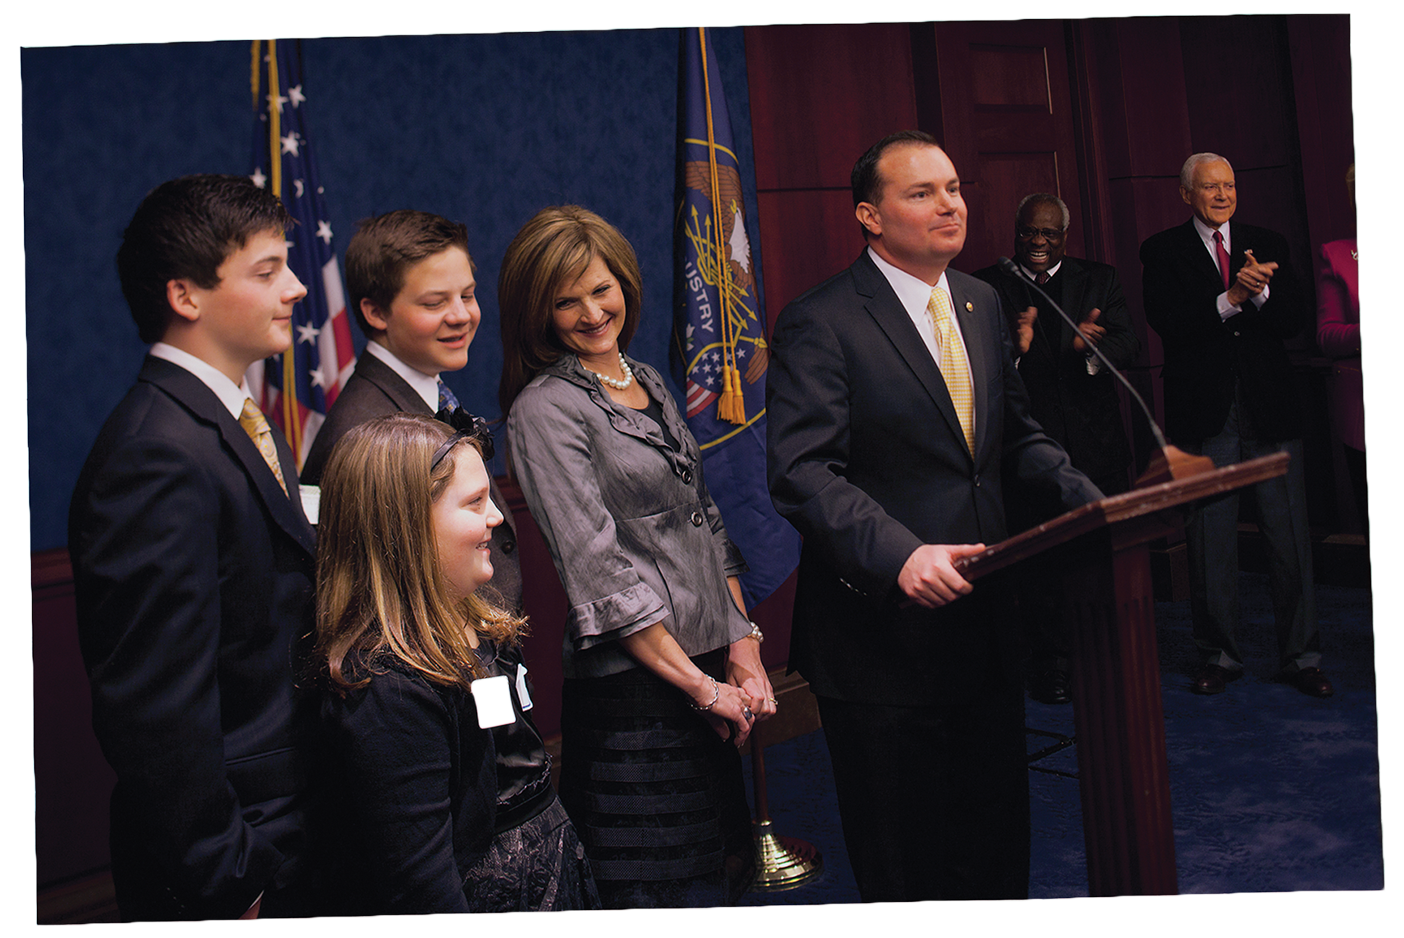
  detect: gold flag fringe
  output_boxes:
[251,39,304,461]
[698,28,744,425]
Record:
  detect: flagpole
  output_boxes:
[261,41,303,459]
[697,28,744,424]
[247,38,355,470]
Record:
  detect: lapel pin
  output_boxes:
[965,301,973,311]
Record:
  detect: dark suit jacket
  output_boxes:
[766,251,1100,706]
[973,256,1138,485]
[1140,219,1304,444]
[68,356,318,920]
[301,351,522,612]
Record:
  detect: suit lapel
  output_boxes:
[1225,222,1263,275]
[1055,259,1088,354]
[355,352,435,415]
[950,274,991,460]
[141,357,316,556]
[351,350,517,539]
[1179,218,1226,287]
[852,255,969,458]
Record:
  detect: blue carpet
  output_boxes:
[738,572,1382,904]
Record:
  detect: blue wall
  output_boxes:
[23,27,764,551]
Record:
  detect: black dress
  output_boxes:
[319,645,598,914]
[559,648,755,908]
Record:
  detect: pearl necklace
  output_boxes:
[592,352,635,390]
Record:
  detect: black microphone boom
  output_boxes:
[996,257,1211,486]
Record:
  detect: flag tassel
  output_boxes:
[718,365,745,424]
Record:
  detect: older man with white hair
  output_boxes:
[1140,152,1330,698]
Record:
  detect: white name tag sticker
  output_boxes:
[471,675,515,728]
[515,662,534,711]
[299,484,320,525]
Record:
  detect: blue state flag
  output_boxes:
[671,27,799,609]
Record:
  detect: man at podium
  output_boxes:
[767,131,1100,903]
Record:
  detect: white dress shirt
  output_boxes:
[1017,259,1100,374]
[1191,217,1269,321]
[364,340,441,412]
[149,342,253,418]
[867,246,970,374]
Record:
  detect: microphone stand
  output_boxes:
[996,258,1213,487]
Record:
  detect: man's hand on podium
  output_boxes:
[897,543,985,608]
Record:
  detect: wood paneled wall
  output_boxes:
[743,14,1355,520]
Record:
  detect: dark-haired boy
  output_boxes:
[69,174,319,920]
[301,209,521,610]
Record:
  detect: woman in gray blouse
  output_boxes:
[498,205,774,908]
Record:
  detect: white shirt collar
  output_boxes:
[1192,215,1231,256]
[149,342,251,419]
[867,247,952,322]
[364,340,441,412]
[1019,259,1062,282]
[866,246,963,366]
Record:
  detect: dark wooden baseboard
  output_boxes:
[37,870,119,925]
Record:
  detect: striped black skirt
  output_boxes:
[558,649,756,908]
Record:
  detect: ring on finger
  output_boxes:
[742,706,754,721]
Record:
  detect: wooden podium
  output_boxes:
[952,451,1290,897]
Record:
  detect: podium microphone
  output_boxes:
[996,257,1212,487]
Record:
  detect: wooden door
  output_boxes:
[918,19,1088,275]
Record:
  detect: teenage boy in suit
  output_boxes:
[69,174,318,920]
[300,210,521,610]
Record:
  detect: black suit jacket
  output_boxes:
[766,251,1100,706]
[301,351,522,612]
[1140,219,1303,444]
[68,356,318,920]
[973,256,1139,484]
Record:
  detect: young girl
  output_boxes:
[313,412,597,914]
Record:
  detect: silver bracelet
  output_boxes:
[689,675,720,711]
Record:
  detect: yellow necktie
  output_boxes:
[927,286,975,454]
[239,399,290,497]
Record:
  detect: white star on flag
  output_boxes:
[288,84,306,107]
[294,179,305,199]
[308,367,327,389]
[281,132,301,157]
[297,323,321,344]
[267,91,287,114]
[316,220,333,244]
[250,167,267,189]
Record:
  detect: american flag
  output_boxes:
[246,39,355,467]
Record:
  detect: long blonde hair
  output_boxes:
[314,412,524,693]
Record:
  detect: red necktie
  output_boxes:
[1213,230,1231,290]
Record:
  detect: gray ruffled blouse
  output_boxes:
[507,353,751,679]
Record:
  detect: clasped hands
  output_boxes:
[695,637,776,748]
[1226,249,1277,307]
